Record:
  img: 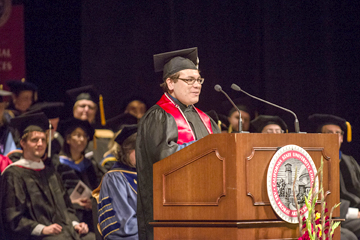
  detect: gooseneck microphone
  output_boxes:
[231,83,300,133]
[214,84,242,133]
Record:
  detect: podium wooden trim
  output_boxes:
[162,148,226,206]
[152,133,340,240]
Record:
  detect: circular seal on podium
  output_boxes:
[267,144,318,223]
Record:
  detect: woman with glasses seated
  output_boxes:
[55,118,99,233]
[250,115,288,133]
[66,86,99,126]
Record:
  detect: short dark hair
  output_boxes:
[160,72,179,92]
[62,129,89,157]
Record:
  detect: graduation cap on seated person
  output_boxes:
[11,112,49,137]
[58,117,95,142]
[153,47,199,80]
[106,113,138,133]
[26,102,64,119]
[114,124,138,145]
[10,112,52,157]
[66,85,106,126]
[308,113,352,142]
[6,78,38,101]
[66,85,99,104]
[250,115,288,133]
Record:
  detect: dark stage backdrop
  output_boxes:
[24,1,360,159]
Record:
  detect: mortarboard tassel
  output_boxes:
[346,121,352,142]
[228,124,232,133]
[48,122,52,158]
[99,94,106,126]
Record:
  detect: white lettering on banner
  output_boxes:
[0,49,11,58]
[0,61,12,71]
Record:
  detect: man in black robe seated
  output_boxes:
[136,47,221,240]
[308,113,360,239]
[0,113,94,240]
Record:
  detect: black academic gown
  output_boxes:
[340,153,360,198]
[0,160,81,240]
[340,198,360,239]
[54,155,99,232]
[135,97,220,240]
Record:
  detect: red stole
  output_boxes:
[156,93,213,145]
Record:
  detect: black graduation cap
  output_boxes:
[10,112,49,137]
[66,85,99,104]
[106,113,138,132]
[121,95,149,113]
[6,79,38,95]
[153,47,198,80]
[114,124,137,145]
[308,113,352,142]
[26,102,64,119]
[0,88,12,102]
[250,115,288,133]
[58,117,95,141]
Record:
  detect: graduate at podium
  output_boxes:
[135,47,220,240]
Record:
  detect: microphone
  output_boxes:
[214,84,242,133]
[231,83,300,133]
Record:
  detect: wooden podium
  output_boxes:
[152,133,340,240]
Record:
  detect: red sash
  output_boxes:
[156,93,213,145]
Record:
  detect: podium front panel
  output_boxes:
[153,133,340,222]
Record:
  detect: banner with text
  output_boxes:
[0,2,25,90]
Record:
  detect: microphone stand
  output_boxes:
[214,84,243,133]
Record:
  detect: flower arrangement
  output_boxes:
[294,157,341,240]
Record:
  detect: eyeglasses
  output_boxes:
[264,129,284,133]
[78,104,96,110]
[177,78,204,85]
[71,133,89,140]
[324,131,344,135]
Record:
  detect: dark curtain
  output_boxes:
[24,0,360,159]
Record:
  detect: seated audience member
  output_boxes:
[56,118,99,232]
[28,102,65,154]
[223,97,256,132]
[6,79,38,117]
[0,113,93,240]
[66,85,109,172]
[7,102,65,163]
[66,85,100,126]
[123,97,148,121]
[250,115,288,133]
[308,113,360,238]
[101,113,138,171]
[94,124,138,240]
[0,88,16,155]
